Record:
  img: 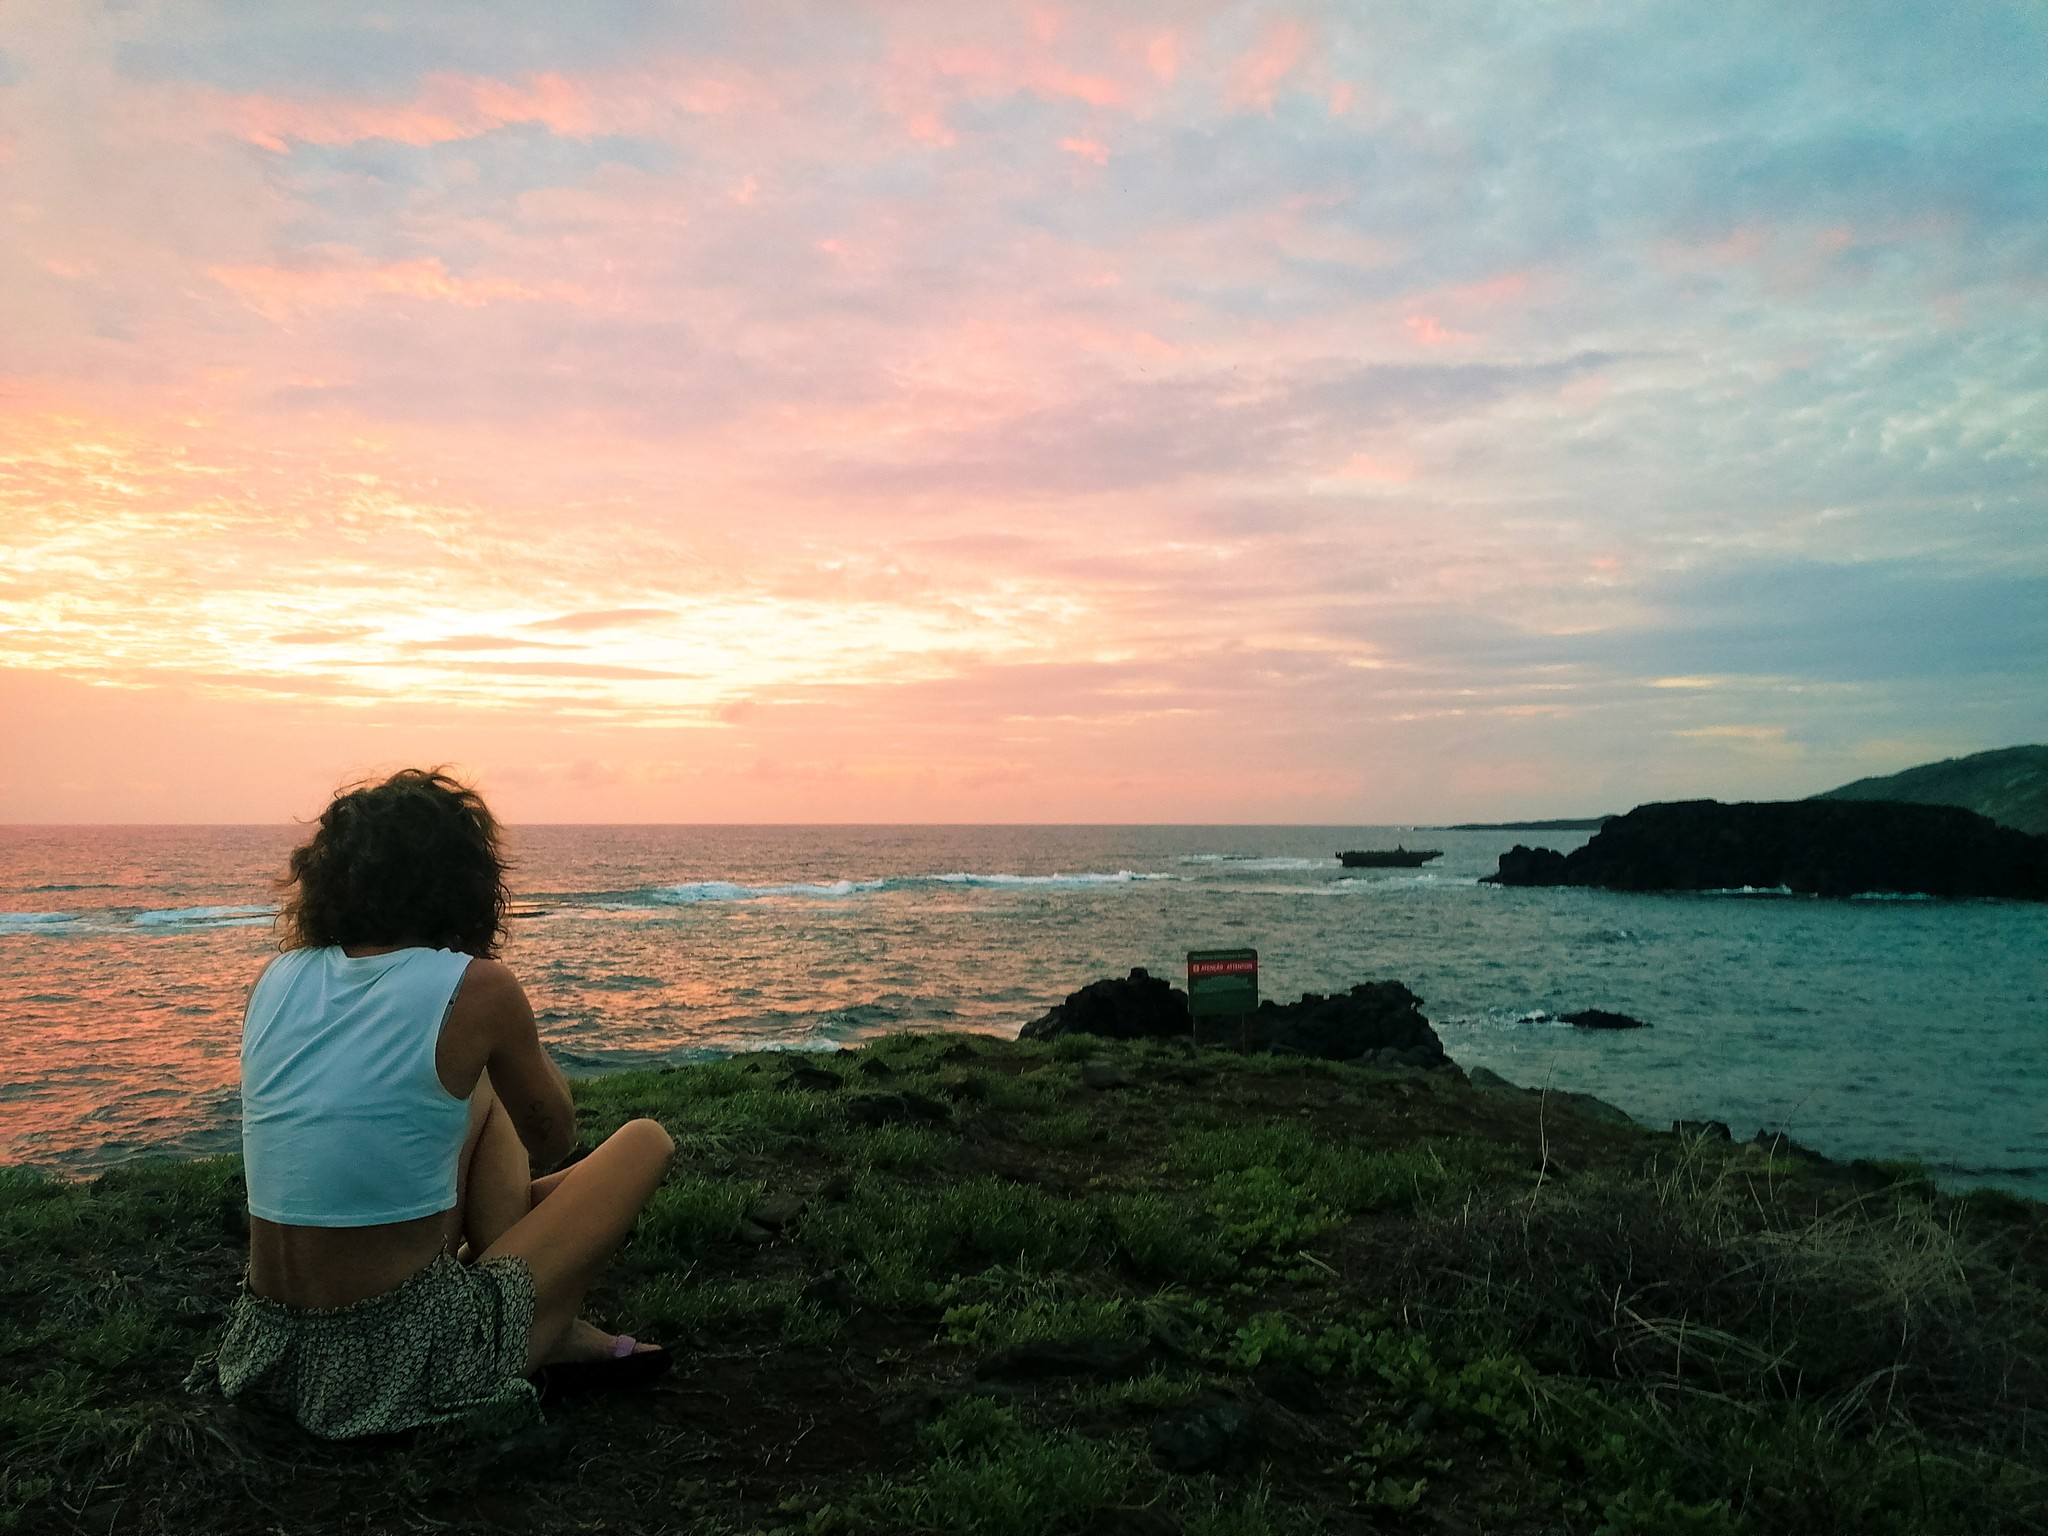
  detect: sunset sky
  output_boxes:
[2,1,2043,823]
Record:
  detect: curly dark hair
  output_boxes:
[279,769,508,957]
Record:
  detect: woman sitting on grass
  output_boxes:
[205,768,674,1440]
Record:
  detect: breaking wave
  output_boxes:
[131,905,278,928]
[0,911,80,935]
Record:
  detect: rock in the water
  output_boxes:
[1491,844,1572,885]
[1483,799,2048,900]
[1019,967,1192,1041]
[1561,1009,1650,1030]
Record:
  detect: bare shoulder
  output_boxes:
[453,955,527,1009]
[437,957,534,1096]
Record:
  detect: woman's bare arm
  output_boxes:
[438,958,577,1168]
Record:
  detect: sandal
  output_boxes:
[535,1335,671,1400]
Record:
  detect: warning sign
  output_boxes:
[1186,948,1258,1019]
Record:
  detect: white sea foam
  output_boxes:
[131,905,276,927]
[650,879,887,904]
[1700,885,1798,897]
[929,870,1180,887]
[0,911,80,934]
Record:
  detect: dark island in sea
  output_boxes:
[5,980,2042,1536]
[1483,798,2048,899]
[1334,846,1442,868]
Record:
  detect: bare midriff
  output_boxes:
[246,1210,460,1309]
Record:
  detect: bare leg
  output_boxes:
[481,1117,674,1373]
[528,1166,575,1205]
[451,1075,535,1259]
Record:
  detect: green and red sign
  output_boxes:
[1186,948,1258,1019]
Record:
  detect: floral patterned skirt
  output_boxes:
[197,1252,538,1440]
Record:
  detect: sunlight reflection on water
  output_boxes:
[1,824,2042,1199]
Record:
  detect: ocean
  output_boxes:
[1,824,2042,1199]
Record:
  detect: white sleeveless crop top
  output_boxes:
[240,945,476,1227]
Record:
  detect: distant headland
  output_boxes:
[1448,743,2047,846]
[1484,798,2048,900]
[1814,743,2048,837]
[1444,816,1617,831]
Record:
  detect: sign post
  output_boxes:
[1186,948,1258,1051]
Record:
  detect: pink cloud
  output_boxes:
[1404,312,1475,346]
[1226,21,1309,112]
[1342,452,1415,483]
[927,46,1127,107]
[1144,31,1182,83]
[202,67,753,152]
[1060,136,1110,164]
[1449,270,1532,306]
[208,258,586,317]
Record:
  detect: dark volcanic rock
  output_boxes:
[1752,1128,1829,1163]
[1491,844,1572,885]
[1019,967,1192,1041]
[1482,799,2048,900]
[1551,1091,1636,1126]
[1244,981,1449,1069]
[1149,1399,1262,1473]
[1561,1009,1649,1030]
[1024,970,1450,1068]
[1080,1060,1136,1090]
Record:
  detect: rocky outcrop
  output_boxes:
[1240,981,1449,1068]
[1490,844,1571,885]
[1020,970,1452,1068]
[1019,967,1192,1041]
[1462,1065,1636,1125]
[1482,799,2048,900]
[1561,1009,1649,1030]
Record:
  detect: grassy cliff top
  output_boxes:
[4,1034,2044,1536]
[1815,744,2048,836]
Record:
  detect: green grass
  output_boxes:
[3,1034,2043,1536]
